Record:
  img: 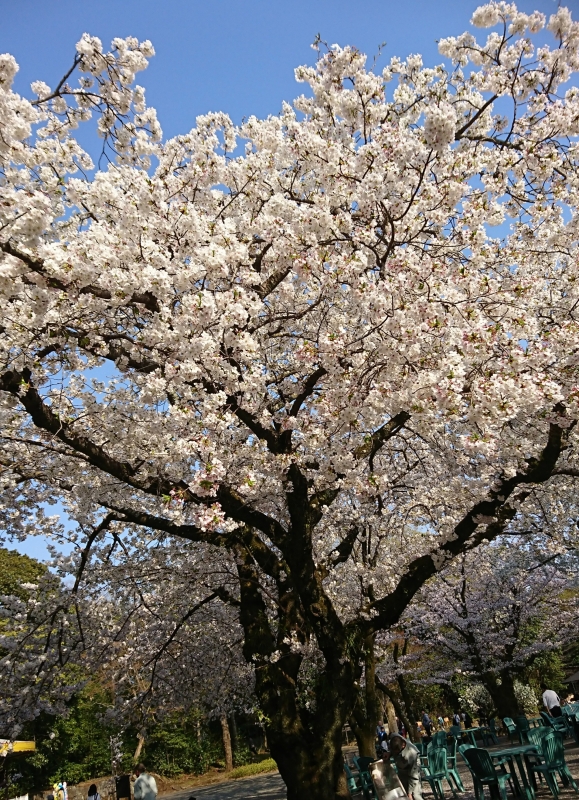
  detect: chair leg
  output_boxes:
[446,778,458,799]
[472,778,484,800]
[545,772,559,799]
[450,769,465,792]
[562,767,579,793]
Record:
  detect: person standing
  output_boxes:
[421,711,432,737]
[87,785,100,800]
[133,764,157,800]
[541,683,563,718]
[389,734,423,800]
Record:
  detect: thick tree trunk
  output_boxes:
[483,672,520,719]
[220,715,234,772]
[350,634,381,757]
[269,721,351,800]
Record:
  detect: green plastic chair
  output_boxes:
[449,724,463,741]
[526,727,556,784]
[431,731,448,748]
[458,743,475,765]
[503,717,518,745]
[487,718,500,745]
[528,727,556,745]
[427,740,464,793]
[353,756,377,800]
[444,736,465,791]
[463,747,513,800]
[529,731,578,797]
[422,745,458,800]
[514,715,531,744]
[344,761,362,795]
[540,711,570,738]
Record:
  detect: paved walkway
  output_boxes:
[162,772,285,800]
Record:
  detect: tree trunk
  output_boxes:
[376,676,416,742]
[220,715,234,772]
[269,721,351,800]
[350,633,381,757]
[132,733,145,764]
[229,711,238,757]
[384,697,398,737]
[483,672,520,719]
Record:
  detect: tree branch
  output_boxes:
[367,414,572,634]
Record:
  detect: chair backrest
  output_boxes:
[540,711,555,728]
[464,747,499,781]
[354,755,376,774]
[489,718,497,733]
[515,715,530,732]
[449,725,462,738]
[427,747,448,776]
[503,717,517,733]
[446,735,457,758]
[431,731,447,748]
[458,743,475,765]
[528,727,555,748]
[541,732,565,768]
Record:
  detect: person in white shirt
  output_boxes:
[133,764,157,800]
[541,683,562,718]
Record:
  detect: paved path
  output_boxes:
[162,772,286,800]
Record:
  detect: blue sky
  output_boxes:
[0,0,573,562]
[2,0,572,138]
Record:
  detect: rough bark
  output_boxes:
[376,676,415,742]
[384,697,398,737]
[483,671,521,719]
[350,634,381,757]
[132,733,145,764]
[220,715,233,772]
[229,712,238,756]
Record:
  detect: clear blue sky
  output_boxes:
[0,0,573,561]
[2,0,573,137]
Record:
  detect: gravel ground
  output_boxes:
[160,737,579,800]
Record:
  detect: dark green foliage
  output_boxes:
[526,648,569,696]
[143,715,222,777]
[15,690,255,794]
[0,547,45,602]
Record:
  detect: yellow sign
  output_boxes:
[0,740,36,757]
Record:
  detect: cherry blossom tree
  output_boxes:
[3,3,579,797]
[385,542,579,719]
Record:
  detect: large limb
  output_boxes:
[0,368,289,546]
[0,242,160,312]
[367,416,572,634]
